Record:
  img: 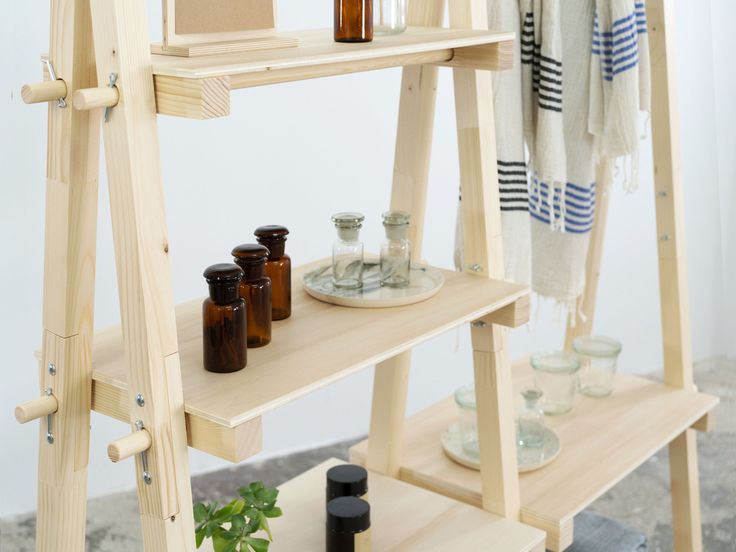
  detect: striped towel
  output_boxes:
[527,0,650,306]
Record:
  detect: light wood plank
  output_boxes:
[92,264,528,429]
[437,38,515,71]
[450,0,520,521]
[366,0,445,480]
[646,0,692,390]
[564,161,613,350]
[154,75,230,119]
[34,0,101,548]
[268,459,546,551]
[89,0,196,548]
[151,28,515,80]
[350,362,718,551]
[669,430,703,552]
[92,378,264,462]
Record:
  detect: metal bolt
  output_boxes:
[48,363,56,376]
[46,433,55,444]
[659,234,671,242]
[45,388,54,444]
[135,393,145,407]
[135,420,144,431]
[143,471,152,485]
[656,190,668,198]
[472,321,488,328]
[470,264,483,272]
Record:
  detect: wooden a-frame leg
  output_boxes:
[34,0,101,549]
[88,0,196,549]
[451,0,521,520]
[647,1,702,550]
[366,0,446,477]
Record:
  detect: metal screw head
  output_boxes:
[472,320,488,328]
[135,394,145,407]
[659,234,671,242]
[46,433,54,444]
[48,363,56,376]
[135,420,144,431]
[470,264,483,272]
[143,471,152,485]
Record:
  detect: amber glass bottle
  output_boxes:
[232,244,272,348]
[202,264,247,374]
[334,0,373,43]
[254,225,291,321]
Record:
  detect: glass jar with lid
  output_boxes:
[374,0,407,35]
[332,212,365,290]
[202,264,247,374]
[454,384,479,458]
[254,225,291,321]
[517,388,545,448]
[530,351,580,415]
[573,335,622,397]
[380,210,411,288]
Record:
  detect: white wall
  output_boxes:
[0,0,730,518]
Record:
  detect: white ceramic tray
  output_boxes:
[302,261,445,308]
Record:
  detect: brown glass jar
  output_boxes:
[232,244,272,348]
[334,0,373,43]
[254,225,291,321]
[202,264,247,374]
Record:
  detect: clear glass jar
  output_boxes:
[374,0,407,35]
[380,210,411,288]
[454,384,479,458]
[332,212,365,290]
[531,352,580,415]
[573,335,622,397]
[517,388,545,448]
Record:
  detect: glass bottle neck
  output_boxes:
[257,238,286,258]
[208,283,239,304]
[336,227,361,242]
[235,260,266,280]
[384,226,408,241]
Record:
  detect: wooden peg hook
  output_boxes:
[15,394,58,424]
[108,428,152,463]
[21,80,68,105]
[73,87,120,111]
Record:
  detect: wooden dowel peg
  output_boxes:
[73,87,120,111]
[108,428,152,463]
[15,395,58,424]
[21,80,68,105]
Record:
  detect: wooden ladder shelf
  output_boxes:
[16,0,716,550]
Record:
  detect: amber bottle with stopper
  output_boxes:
[334,0,373,43]
[232,244,272,348]
[202,264,247,374]
[254,225,291,321]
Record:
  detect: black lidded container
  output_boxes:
[202,263,247,373]
[326,464,368,502]
[326,496,371,552]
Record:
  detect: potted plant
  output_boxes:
[194,481,283,552]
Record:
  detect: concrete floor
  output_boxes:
[1,359,733,551]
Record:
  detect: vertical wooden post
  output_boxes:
[36,0,101,549]
[89,0,196,549]
[366,0,446,477]
[647,0,702,550]
[563,161,613,350]
[451,0,520,519]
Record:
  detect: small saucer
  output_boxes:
[302,261,444,308]
[441,423,561,473]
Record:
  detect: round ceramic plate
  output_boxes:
[302,262,445,308]
[441,423,561,473]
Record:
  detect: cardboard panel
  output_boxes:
[174,0,275,35]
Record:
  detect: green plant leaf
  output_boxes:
[212,530,232,552]
[244,536,270,552]
[194,503,209,523]
[195,529,205,549]
[258,514,273,541]
[263,507,282,519]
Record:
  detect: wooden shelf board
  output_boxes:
[263,458,545,551]
[148,27,515,118]
[350,361,718,551]
[91,262,527,449]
